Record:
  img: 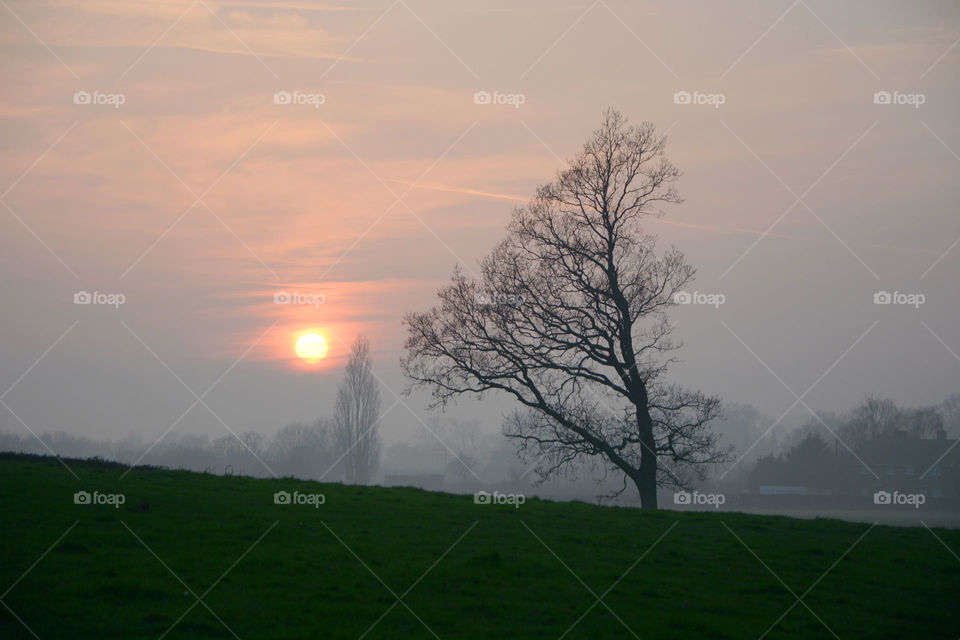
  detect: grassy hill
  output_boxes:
[0,453,956,639]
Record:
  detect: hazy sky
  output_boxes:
[1,0,958,450]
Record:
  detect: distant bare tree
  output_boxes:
[713,403,773,462]
[939,394,960,436]
[333,336,382,484]
[270,419,334,478]
[436,418,484,484]
[901,407,943,439]
[403,110,727,509]
[840,395,902,450]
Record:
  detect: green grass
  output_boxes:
[1,453,956,639]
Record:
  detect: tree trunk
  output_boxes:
[635,408,658,509]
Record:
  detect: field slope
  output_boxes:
[0,453,956,639]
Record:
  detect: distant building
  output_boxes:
[747,429,959,505]
[847,429,959,500]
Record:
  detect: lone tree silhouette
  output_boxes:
[403,110,727,508]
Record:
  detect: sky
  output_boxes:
[1,0,958,451]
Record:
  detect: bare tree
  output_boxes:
[839,395,902,450]
[403,109,727,509]
[938,394,960,436]
[901,407,943,439]
[333,336,382,484]
[270,419,334,479]
[431,417,484,485]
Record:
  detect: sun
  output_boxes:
[295,333,328,363]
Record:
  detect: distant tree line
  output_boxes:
[0,420,336,479]
[0,336,383,484]
[746,394,959,492]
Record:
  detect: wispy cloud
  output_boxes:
[392,179,798,240]
[2,0,360,61]
[389,179,528,203]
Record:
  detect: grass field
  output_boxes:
[0,453,957,639]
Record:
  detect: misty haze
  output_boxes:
[1,1,958,638]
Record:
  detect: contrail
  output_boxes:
[389,180,528,203]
